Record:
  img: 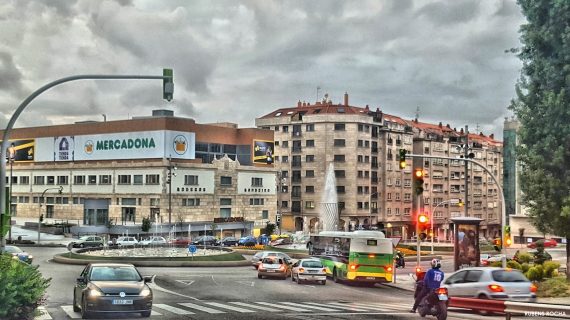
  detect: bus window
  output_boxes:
[367,239,377,246]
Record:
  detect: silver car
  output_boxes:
[442,267,537,302]
[251,251,292,269]
[291,259,327,285]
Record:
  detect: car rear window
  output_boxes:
[302,260,323,268]
[492,270,529,282]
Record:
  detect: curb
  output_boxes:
[52,254,252,267]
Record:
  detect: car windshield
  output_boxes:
[5,246,22,253]
[79,236,90,240]
[492,270,529,282]
[302,260,323,268]
[262,258,282,264]
[90,266,142,281]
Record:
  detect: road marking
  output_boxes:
[303,302,369,312]
[150,310,162,316]
[60,306,80,319]
[204,302,255,313]
[147,278,200,301]
[153,304,194,315]
[327,302,375,311]
[211,275,220,285]
[175,280,195,286]
[351,302,412,311]
[179,302,226,314]
[255,301,312,312]
[230,302,281,311]
[280,302,344,311]
[235,281,255,287]
[35,306,53,320]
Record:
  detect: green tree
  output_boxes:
[509,0,570,280]
[141,217,152,232]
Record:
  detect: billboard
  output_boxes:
[253,140,274,164]
[54,136,74,161]
[2,139,35,162]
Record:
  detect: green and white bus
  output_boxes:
[307,230,394,284]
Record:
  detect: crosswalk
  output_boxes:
[35,300,415,319]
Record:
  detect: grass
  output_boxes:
[58,252,245,261]
[537,276,570,298]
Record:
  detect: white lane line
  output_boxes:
[147,277,200,301]
[179,302,226,314]
[150,310,162,316]
[60,306,80,319]
[303,302,369,312]
[327,302,375,311]
[34,306,53,320]
[153,304,194,315]
[204,302,255,313]
[352,302,413,310]
[229,302,281,312]
[255,301,312,312]
[280,302,344,311]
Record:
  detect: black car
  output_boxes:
[74,263,153,319]
[216,237,238,246]
[192,236,218,246]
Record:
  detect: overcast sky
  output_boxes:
[0,0,525,139]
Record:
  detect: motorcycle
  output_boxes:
[418,287,448,320]
[395,252,406,268]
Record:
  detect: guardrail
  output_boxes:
[449,297,570,319]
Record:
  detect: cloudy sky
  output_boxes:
[0,0,525,139]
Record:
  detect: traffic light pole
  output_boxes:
[403,152,507,268]
[416,193,421,267]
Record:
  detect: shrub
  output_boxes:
[527,265,544,282]
[507,260,522,270]
[521,262,530,273]
[516,252,533,264]
[0,254,51,320]
[543,261,561,278]
[489,261,502,267]
[537,277,570,298]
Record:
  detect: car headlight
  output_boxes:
[28,255,33,260]
[88,288,103,297]
[140,287,151,297]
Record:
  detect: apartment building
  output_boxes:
[3,110,276,236]
[256,93,503,239]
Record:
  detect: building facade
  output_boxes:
[256,93,503,239]
[4,111,276,237]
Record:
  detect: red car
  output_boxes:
[527,239,557,249]
[169,237,192,246]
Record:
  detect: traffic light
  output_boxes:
[39,214,44,223]
[504,225,512,247]
[398,149,407,170]
[414,168,424,195]
[493,238,502,252]
[163,68,174,101]
[276,213,281,227]
[417,213,429,240]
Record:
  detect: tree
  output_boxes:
[141,217,152,233]
[509,0,570,280]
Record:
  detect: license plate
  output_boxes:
[267,270,276,272]
[438,295,448,301]
[112,299,133,305]
[366,277,375,280]
[308,270,317,273]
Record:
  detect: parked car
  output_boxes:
[192,236,218,246]
[216,237,238,246]
[169,237,192,246]
[527,239,557,249]
[139,236,167,246]
[238,236,257,246]
[73,263,153,318]
[251,251,293,269]
[72,235,104,248]
[116,236,139,246]
[441,267,537,303]
[487,254,506,263]
[257,256,291,280]
[291,258,327,285]
[4,245,33,264]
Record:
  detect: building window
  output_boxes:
[282,141,289,148]
[185,175,199,185]
[20,176,29,185]
[281,201,288,208]
[387,208,392,216]
[73,176,85,185]
[282,126,289,132]
[88,175,97,185]
[306,186,315,193]
[118,175,131,185]
[334,139,345,147]
[262,210,269,219]
[33,176,45,185]
[182,198,201,206]
[99,175,112,185]
[251,177,263,187]
[46,176,55,185]
[57,176,69,185]
[305,155,314,162]
[306,124,314,132]
[133,175,143,185]
[146,174,160,185]
[337,186,345,193]
[334,155,345,162]
[220,208,231,218]
[387,193,392,200]
[282,156,289,163]
[334,123,345,131]
[306,140,315,147]
[220,176,232,186]
[306,170,314,177]
[220,198,232,206]
[249,198,265,205]
[305,201,315,209]
[335,170,345,178]
[150,198,160,206]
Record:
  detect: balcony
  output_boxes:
[292,146,302,153]
[371,147,378,153]
[291,192,301,198]
[291,176,302,183]
[371,177,378,183]
[292,161,302,167]
[292,206,301,214]
[371,162,379,169]
[291,131,302,138]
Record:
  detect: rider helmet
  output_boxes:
[430,258,441,269]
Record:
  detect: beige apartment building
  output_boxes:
[256,94,503,240]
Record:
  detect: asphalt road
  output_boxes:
[23,246,528,320]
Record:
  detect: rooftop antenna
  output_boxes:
[316,86,321,103]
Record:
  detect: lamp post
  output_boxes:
[7,143,15,242]
[167,156,177,226]
[430,199,463,254]
[369,192,378,229]
[38,186,63,244]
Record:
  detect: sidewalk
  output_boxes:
[7,225,73,247]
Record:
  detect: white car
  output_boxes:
[140,236,167,246]
[115,236,139,246]
[291,259,327,285]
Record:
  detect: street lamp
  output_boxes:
[7,143,15,242]
[369,192,378,228]
[38,186,63,244]
[430,199,463,254]
[167,156,177,226]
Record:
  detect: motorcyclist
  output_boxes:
[395,251,405,268]
[410,258,444,313]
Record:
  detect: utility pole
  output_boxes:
[167,156,177,226]
[464,125,469,217]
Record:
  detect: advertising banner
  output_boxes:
[2,139,35,162]
[54,136,75,161]
[253,140,274,164]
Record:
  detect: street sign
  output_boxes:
[188,244,197,254]
[389,237,401,247]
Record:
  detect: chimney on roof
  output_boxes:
[446,124,451,128]
[365,105,369,111]
[344,92,349,106]
[297,100,302,108]
[439,122,442,128]
[480,132,484,136]
[414,118,418,123]
[460,128,464,134]
[490,133,494,139]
